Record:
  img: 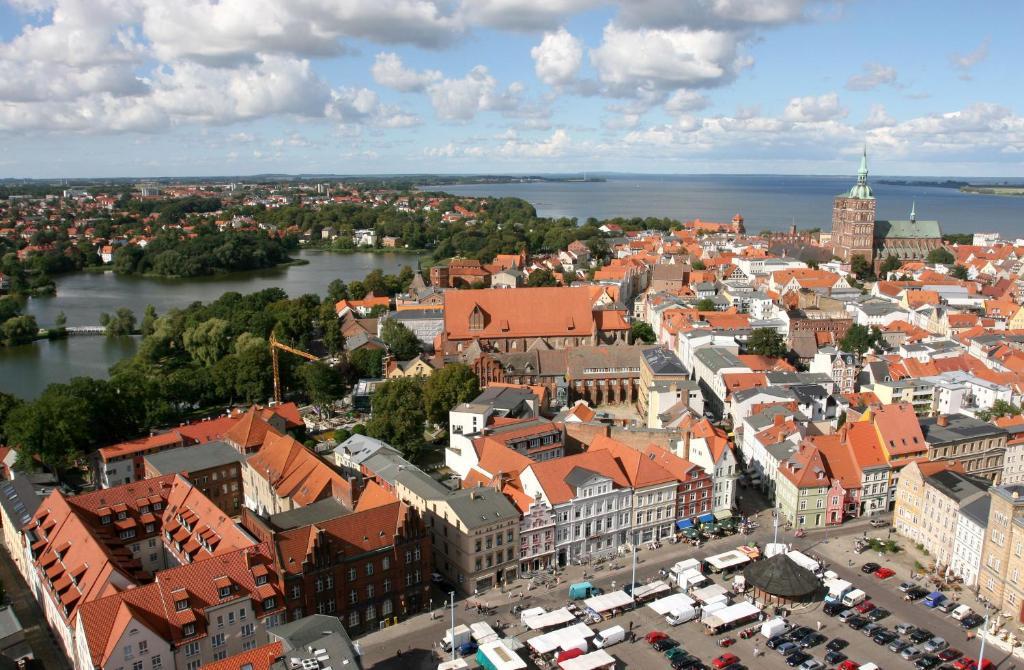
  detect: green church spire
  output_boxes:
[847,143,874,199]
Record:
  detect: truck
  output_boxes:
[666,604,698,626]
[824,579,853,603]
[592,625,625,648]
[569,582,600,600]
[923,592,947,608]
[951,605,973,621]
[761,617,791,639]
[442,625,472,653]
[841,589,867,607]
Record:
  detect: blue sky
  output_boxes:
[0,0,1021,177]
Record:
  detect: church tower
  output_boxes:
[831,146,878,263]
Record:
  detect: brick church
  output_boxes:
[830,148,943,269]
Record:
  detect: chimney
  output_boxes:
[773,414,784,427]
[937,415,949,427]
[682,429,691,460]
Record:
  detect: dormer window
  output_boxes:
[469,305,486,331]
[116,511,127,521]
[100,515,111,525]
[175,598,189,611]
[219,586,231,599]
[182,623,195,637]
[255,575,268,586]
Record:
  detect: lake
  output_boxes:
[0,249,421,398]
[423,174,1024,238]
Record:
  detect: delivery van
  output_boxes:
[951,605,973,621]
[842,589,867,607]
[593,625,625,648]
[666,605,698,626]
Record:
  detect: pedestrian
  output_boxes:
[396,650,402,658]
[629,621,634,631]
[816,621,822,631]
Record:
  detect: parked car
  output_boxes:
[827,639,849,652]
[800,633,827,649]
[862,623,882,637]
[898,582,915,593]
[855,601,877,614]
[916,656,942,670]
[870,519,889,528]
[801,661,825,670]
[777,642,800,656]
[901,646,923,660]
[868,608,891,622]
[937,601,958,614]
[906,587,929,601]
[924,638,948,654]
[910,629,934,644]
[767,635,789,649]
[874,567,896,580]
[889,640,911,654]
[713,654,740,669]
[653,639,680,652]
[938,649,963,662]
[787,652,813,667]
[861,562,881,573]
[838,610,858,623]
[673,658,702,670]
[838,661,860,670]
[847,616,869,630]
[824,651,848,666]
[646,631,669,644]
[953,658,994,670]
[960,614,984,629]
[873,630,898,645]
[667,649,688,661]
[824,601,846,616]
[896,623,917,635]
[788,627,814,641]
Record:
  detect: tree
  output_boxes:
[141,304,158,337]
[526,269,558,287]
[630,322,657,344]
[927,247,955,265]
[349,348,385,380]
[318,302,344,355]
[850,254,872,280]
[879,255,901,277]
[839,324,882,356]
[51,311,67,338]
[691,259,706,271]
[1,315,38,346]
[695,297,716,312]
[325,279,349,303]
[0,392,21,443]
[101,307,136,337]
[423,363,479,426]
[183,317,231,366]
[297,361,345,416]
[950,264,969,280]
[380,318,421,360]
[746,327,788,358]
[366,377,425,458]
[978,400,1022,422]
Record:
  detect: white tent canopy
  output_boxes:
[526,623,596,655]
[558,650,616,670]
[478,640,527,670]
[523,608,577,630]
[702,602,761,629]
[583,590,633,613]
[705,549,751,572]
[648,593,697,616]
[519,607,546,623]
[631,580,671,600]
[692,584,729,604]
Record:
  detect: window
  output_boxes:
[382,556,390,570]
[349,567,358,581]
[349,590,358,604]
[382,599,393,616]
[243,640,258,652]
[175,599,188,612]
[124,644,134,660]
[365,562,374,576]
[183,624,196,637]
[184,642,200,657]
[366,604,376,620]
[211,633,225,648]
[290,584,301,599]
[255,574,268,586]
[219,586,231,599]
[263,597,276,609]
[187,661,200,670]
[242,623,255,637]
[349,611,360,627]
[213,651,227,662]
[367,584,375,599]
[228,611,236,625]
[151,656,161,670]
[216,615,224,629]
[138,641,148,655]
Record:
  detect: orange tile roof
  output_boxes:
[869,403,926,458]
[176,415,240,444]
[203,642,283,670]
[225,407,282,453]
[354,480,398,511]
[97,431,187,462]
[779,444,831,488]
[247,433,351,507]
[525,451,630,504]
[589,435,676,488]
[722,372,769,395]
[444,287,616,341]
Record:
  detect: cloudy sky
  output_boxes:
[1,0,1021,177]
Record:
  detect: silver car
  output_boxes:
[800,661,824,670]
[901,646,923,660]
[838,609,857,623]
[923,637,948,654]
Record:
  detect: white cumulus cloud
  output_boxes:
[845,62,899,91]
[531,28,583,87]
[782,92,847,122]
[372,52,442,92]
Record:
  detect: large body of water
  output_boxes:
[425,174,1024,238]
[0,250,420,398]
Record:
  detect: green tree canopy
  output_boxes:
[691,259,706,270]
[630,321,657,344]
[839,324,883,356]
[101,307,136,337]
[423,363,479,426]
[746,327,788,358]
[380,318,421,360]
[695,297,716,312]
[183,317,231,366]
[526,269,558,287]
[1,314,38,346]
[927,247,955,265]
[297,361,345,415]
[879,255,901,277]
[977,400,1022,422]
[348,348,385,380]
[141,304,159,337]
[366,377,425,459]
[950,265,969,280]
[850,254,872,280]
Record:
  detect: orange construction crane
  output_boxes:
[270,333,319,404]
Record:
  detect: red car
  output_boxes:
[854,600,876,614]
[938,649,963,662]
[646,631,669,644]
[874,567,896,579]
[713,653,740,669]
[838,661,860,670]
[954,659,994,670]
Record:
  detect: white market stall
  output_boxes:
[526,623,596,655]
[438,659,470,670]
[631,580,671,601]
[519,607,546,623]
[558,650,616,670]
[523,608,577,631]
[471,621,500,644]
[702,602,762,632]
[692,583,730,605]
[477,640,527,670]
[648,593,697,616]
[786,550,823,575]
[583,590,633,614]
[705,549,752,573]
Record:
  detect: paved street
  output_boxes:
[358,502,1013,670]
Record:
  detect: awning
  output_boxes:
[682,527,702,538]
[714,511,733,521]
[675,519,694,530]
[698,513,715,524]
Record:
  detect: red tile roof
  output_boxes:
[203,642,283,670]
[589,435,677,488]
[247,433,351,507]
[444,287,620,341]
[226,407,282,453]
[525,451,630,504]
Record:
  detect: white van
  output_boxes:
[951,604,973,621]
[593,625,625,648]
[666,606,698,626]
[842,588,867,607]
[860,663,881,670]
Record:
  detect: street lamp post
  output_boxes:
[449,591,456,662]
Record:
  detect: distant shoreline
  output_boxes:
[877,179,1024,197]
